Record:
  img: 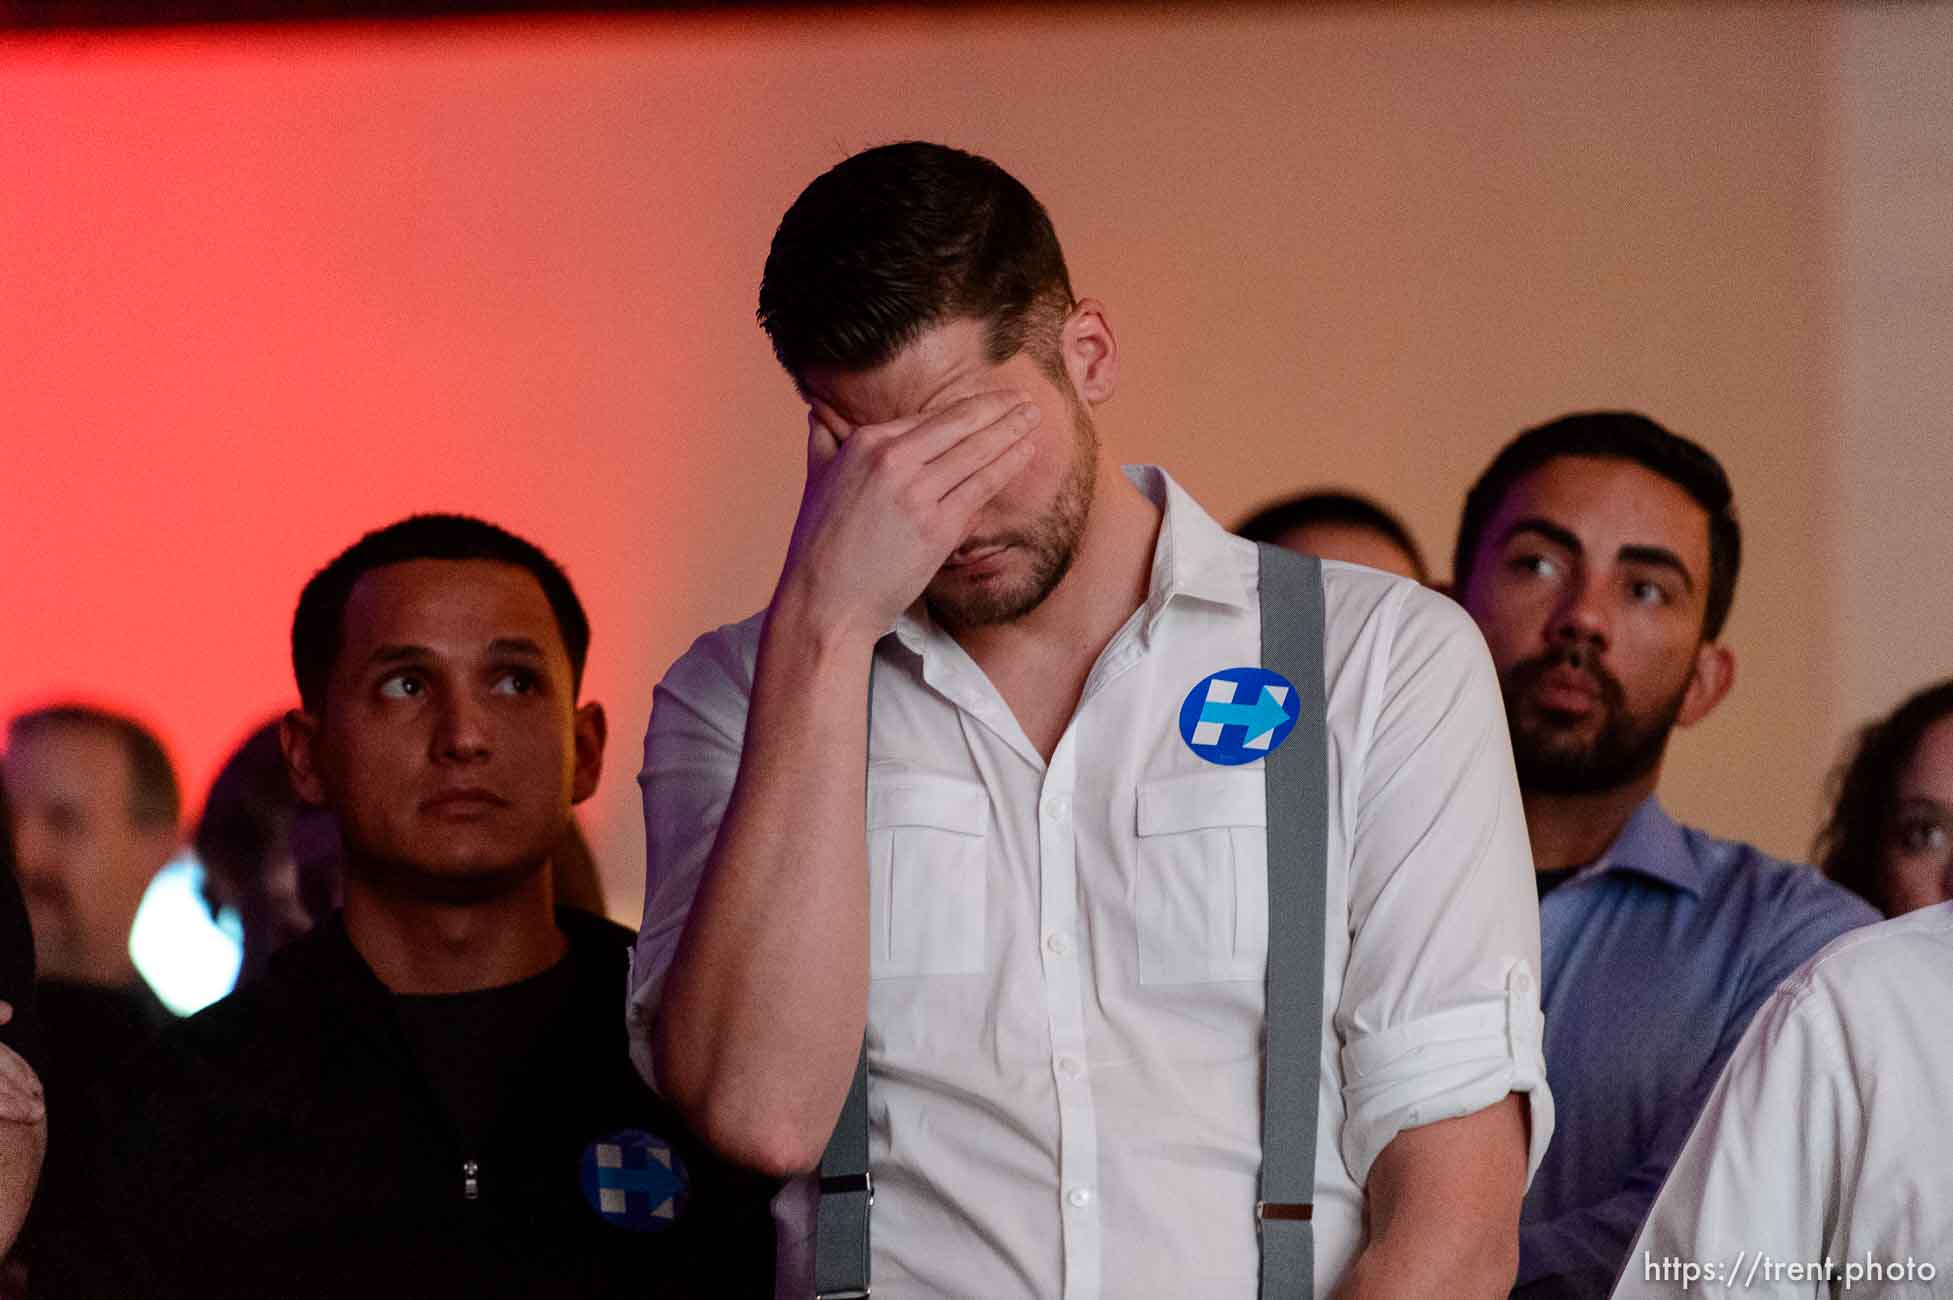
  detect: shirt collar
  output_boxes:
[1128,465,1256,632]
[889,464,1252,657]
[1595,796,1705,896]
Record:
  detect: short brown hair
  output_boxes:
[8,703,180,829]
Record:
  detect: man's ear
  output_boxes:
[1676,642,1736,729]
[281,709,329,807]
[1062,298,1118,407]
[570,701,607,806]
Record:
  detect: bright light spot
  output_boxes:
[128,853,241,1016]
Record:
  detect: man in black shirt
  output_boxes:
[50,515,772,1299]
[2,707,178,1296]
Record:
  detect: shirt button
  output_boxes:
[1044,932,1071,957]
[1067,1187,1094,1209]
[1057,1056,1084,1080]
[1045,795,1071,821]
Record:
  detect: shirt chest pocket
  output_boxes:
[867,771,990,979]
[1134,770,1268,985]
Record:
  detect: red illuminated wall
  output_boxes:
[5,5,1950,921]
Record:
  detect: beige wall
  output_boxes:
[1829,4,1953,809]
[2,4,1938,922]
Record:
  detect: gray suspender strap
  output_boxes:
[1255,542,1329,1300]
[813,554,1329,1299]
[814,1047,872,1300]
[815,658,876,1300]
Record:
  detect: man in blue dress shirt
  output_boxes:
[1452,412,1878,1299]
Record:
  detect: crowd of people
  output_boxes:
[3,141,1950,1299]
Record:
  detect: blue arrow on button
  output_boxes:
[1198,687,1292,747]
[1178,667,1302,765]
[580,1129,690,1232]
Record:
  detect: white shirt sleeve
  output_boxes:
[1331,582,1554,1186]
[625,617,761,1091]
[1613,905,1953,1298]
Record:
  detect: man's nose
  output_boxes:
[1549,571,1612,651]
[431,689,493,763]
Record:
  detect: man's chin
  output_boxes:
[926,569,1043,628]
[346,853,549,906]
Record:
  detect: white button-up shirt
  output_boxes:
[631,467,1552,1298]
[1614,900,1953,1299]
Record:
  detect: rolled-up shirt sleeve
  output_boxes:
[1331,586,1553,1187]
[625,617,760,1092]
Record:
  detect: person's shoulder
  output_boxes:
[556,905,635,953]
[1793,901,1953,1006]
[1319,555,1416,612]
[1320,562,1492,686]
[1691,827,1881,931]
[151,926,342,1070]
[100,960,317,1155]
[654,611,767,715]
[1320,562,1471,639]
[669,611,765,676]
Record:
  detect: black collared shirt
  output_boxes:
[43,908,774,1300]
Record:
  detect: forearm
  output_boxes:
[1339,1095,1528,1300]
[1338,1227,1517,1300]
[652,589,879,1176]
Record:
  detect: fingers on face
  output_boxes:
[908,391,1037,460]
[937,429,1036,521]
[919,403,1039,508]
[806,408,845,471]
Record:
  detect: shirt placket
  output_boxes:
[1038,728,1101,1300]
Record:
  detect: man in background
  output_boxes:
[5,705,178,1033]
[49,515,773,1299]
[2,705,179,1289]
[195,719,312,987]
[1235,489,1430,583]
[1452,411,1878,1298]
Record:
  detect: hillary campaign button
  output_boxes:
[1178,667,1300,765]
[580,1129,689,1232]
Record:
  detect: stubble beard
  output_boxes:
[1504,645,1690,796]
[925,400,1099,630]
[335,811,565,908]
[344,851,552,907]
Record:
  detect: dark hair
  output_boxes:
[7,703,180,828]
[194,719,296,919]
[1453,411,1743,640]
[1235,490,1429,583]
[1815,678,1953,915]
[291,513,589,713]
[757,141,1076,384]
